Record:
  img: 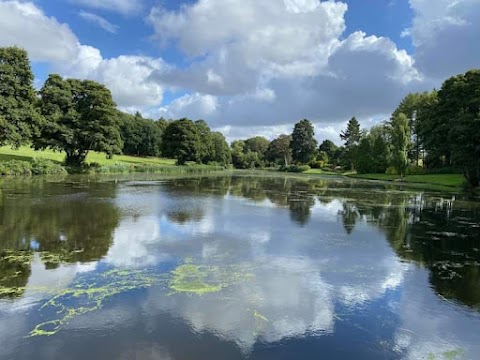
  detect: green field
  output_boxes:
[350,173,464,188]
[0,146,176,166]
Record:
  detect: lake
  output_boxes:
[0,174,479,360]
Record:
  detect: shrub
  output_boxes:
[385,166,398,175]
[31,158,68,175]
[282,164,311,173]
[406,165,424,175]
[309,160,324,169]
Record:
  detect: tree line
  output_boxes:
[1,46,479,186]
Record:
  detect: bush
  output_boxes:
[406,165,424,175]
[0,159,67,176]
[309,160,324,169]
[282,164,311,173]
[31,158,68,175]
[385,166,398,175]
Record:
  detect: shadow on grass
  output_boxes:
[0,154,63,164]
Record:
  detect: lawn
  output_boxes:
[303,168,338,176]
[350,173,464,188]
[0,146,176,166]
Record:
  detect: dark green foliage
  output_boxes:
[267,134,292,166]
[0,47,42,148]
[210,131,231,166]
[340,117,362,170]
[35,74,123,166]
[244,136,270,157]
[162,118,200,165]
[118,111,163,157]
[436,70,480,187]
[318,140,339,165]
[291,119,317,164]
[282,164,311,173]
[194,120,215,164]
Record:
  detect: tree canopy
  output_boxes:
[0,46,41,148]
[35,74,122,166]
[291,119,317,164]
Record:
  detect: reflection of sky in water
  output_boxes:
[1,178,479,359]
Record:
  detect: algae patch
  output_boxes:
[169,262,253,295]
[29,269,160,337]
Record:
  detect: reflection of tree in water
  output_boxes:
[167,209,205,224]
[339,186,480,311]
[0,251,32,298]
[0,180,120,298]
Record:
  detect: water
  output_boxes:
[0,174,479,359]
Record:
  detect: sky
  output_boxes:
[1,0,479,143]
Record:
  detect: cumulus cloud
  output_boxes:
[71,0,143,15]
[148,0,347,95]
[0,1,166,109]
[0,1,78,62]
[78,11,118,33]
[409,0,480,79]
[146,0,425,140]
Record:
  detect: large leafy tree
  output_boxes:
[340,117,362,170]
[210,131,231,166]
[393,91,437,166]
[162,118,200,165]
[267,134,292,166]
[35,74,122,166]
[291,119,317,164]
[437,69,480,187]
[390,113,410,177]
[118,111,163,157]
[0,46,42,148]
[319,139,339,166]
[195,120,215,164]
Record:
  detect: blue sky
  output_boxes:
[1,0,478,142]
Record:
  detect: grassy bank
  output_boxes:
[0,146,176,166]
[0,146,224,175]
[349,173,464,188]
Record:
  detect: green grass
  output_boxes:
[303,168,338,175]
[350,173,464,188]
[0,146,176,166]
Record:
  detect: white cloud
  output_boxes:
[0,1,78,62]
[148,0,347,95]
[0,1,166,109]
[71,0,143,15]
[147,1,424,137]
[78,11,118,33]
[409,0,480,79]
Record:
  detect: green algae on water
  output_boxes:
[29,269,159,337]
[169,262,253,295]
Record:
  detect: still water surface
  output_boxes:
[0,174,479,359]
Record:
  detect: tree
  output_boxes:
[393,91,437,166]
[211,131,231,166]
[118,111,163,157]
[267,134,292,166]
[0,46,42,148]
[319,140,338,165]
[340,117,362,147]
[340,117,362,170]
[231,140,247,168]
[437,70,480,187]
[35,74,122,166]
[162,118,199,165]
[291,119,317,164]
[195,120,214,164]
[390,113,410,177]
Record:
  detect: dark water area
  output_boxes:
[0,174,479,359]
